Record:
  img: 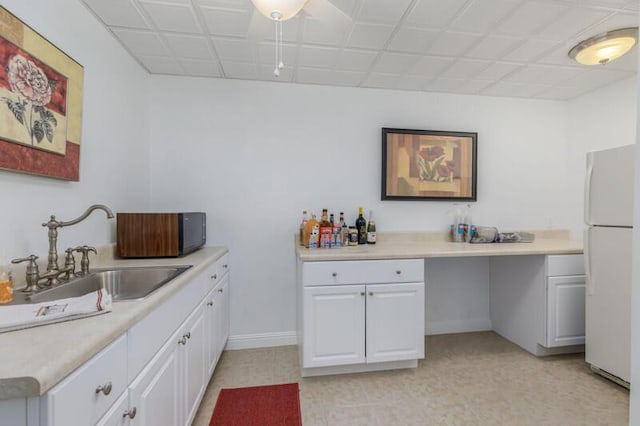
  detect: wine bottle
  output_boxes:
[299,210,308,246]
[356,207,367,245]
[367,210,376,244]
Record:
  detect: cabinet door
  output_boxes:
[546,276,586,347]
[204,288,219,378]
[303,285,366,368]
[181,303,207,426]
[366,282,425,364]
[95,391,129,426]
[217,275,230,358]
[128,332,180,426]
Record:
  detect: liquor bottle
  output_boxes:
[299,210,308,246]
[356,207,367,245]
[304,212,319,248]
[367,210,377,244]
[331,214,342,248]
[319,209,332,248]
[339,212,348,246]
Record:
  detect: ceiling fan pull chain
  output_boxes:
[273,17,280,77]
[278,19,284,70]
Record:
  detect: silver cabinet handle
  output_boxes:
[369,291,373,296]
[395,270,401,275]
[332,272,337,277]
[218,288,223,293]
[211,274,217,280]
[95,381,112,395]
[123,407,137,419]
[223,264,228,269]
[184,332,191,340]
[207,301,214,306]
[178,336,187,345]
[360,292,365,296]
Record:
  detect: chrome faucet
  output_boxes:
[41,204,114,283]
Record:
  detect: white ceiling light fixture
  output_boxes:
[250,0,308,77]
[569,27,638,66]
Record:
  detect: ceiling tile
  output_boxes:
[140,2,201,33]
[565,68,635,90]
[604,49,638,71]
[302,17,350,45]
[465,35,523,60]
[503,65,585,85]
[535,8,610,41]
[373,52,419,74]
[243,12,300,43]
[563,0,630,8]
[257,42,298,65]
[480,81,551,98]
[198,0,249,7]
[495,2,569,37]
[502,39,560,62]
[407,55,456,77]
[533,85,587,100]
[180,59,221,77]
[299,46,340,68]
[297,68,366,86]
[357,0,414,24]
[474,61,522,80]
[624,0,639,12]
[259,64,294,82]
[222,61,259,79]
[427,32,479,56]
[83,0,149,28]
[201,6,253,37]
[441,59,491,79]
[138,55,183,74]
[362,72,401,89]
[405,0,468,30]
[346,23,395,49]
[573,11,640,41]
[112,28,170,56]
[425,78,465,93]
[395,75,430,90]
[212,38,254,62]
[450,0,521,34]
[387,27,439,54]
[164,34,212,59]
[336,49,379,71]
[455,79,496,94]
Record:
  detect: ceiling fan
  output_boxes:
[248,0,352,76]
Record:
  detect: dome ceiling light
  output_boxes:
[568,27,638,66]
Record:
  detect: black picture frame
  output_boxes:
[381,127,477,201]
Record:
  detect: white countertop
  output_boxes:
[0,246,227,400]
[296,230,583,261]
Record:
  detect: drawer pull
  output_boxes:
[223,264,228,268]
[360,292,365,296]
[331,272,337,277]
[123,407,137,419]
[369,291,373,296]
[218,288,223,293]
[395,270,401,275]
[178,336,187,345]
[184,332,191,339]
[207,301,214,307]
[211,274,218,280]
[95,381,112,395]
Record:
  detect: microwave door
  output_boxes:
[179,213,206,254]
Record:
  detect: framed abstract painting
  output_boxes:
[0,6,83,181]
[382,128,477,201]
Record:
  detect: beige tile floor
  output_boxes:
[193,331,629,425]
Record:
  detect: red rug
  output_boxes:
[209,383,302,426]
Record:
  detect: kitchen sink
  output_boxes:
[24,265,192,304]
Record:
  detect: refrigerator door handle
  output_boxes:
[585,228,594,296]
[585,152,594,226]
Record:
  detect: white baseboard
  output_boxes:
[225,331,298,350]
[426,319,492,335]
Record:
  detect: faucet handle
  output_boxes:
[11,255,41,292]
[74,245,97,255]
[11,255,39,265]
[74,246,97,276]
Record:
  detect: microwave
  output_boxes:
[116,212,206,258]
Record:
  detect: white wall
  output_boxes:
[148,76,575,339]
[630,56,640,425]
[0,0,151,262]
[566,77,638,240]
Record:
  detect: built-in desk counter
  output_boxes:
[295,231,584,377]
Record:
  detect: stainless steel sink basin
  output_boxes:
[25,265,192,304]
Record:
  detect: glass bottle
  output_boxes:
[367,210,377,244]
[355,207,367,245]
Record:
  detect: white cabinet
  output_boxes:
[95,391,129,426]
[299,259,424,375]
[490,254,585,356]
[181,303,207,426]
[204,258,230,378]
[216,274,230,359]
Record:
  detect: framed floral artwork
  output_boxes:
[381,128,477,201]
[0,6,83,181]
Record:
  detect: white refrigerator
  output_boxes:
[584,144,634,387]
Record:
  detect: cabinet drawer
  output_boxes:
[547,254,585,276]
[45,334,127,426]
[302,259,423,286]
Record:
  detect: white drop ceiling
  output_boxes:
[81,0,639,100]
